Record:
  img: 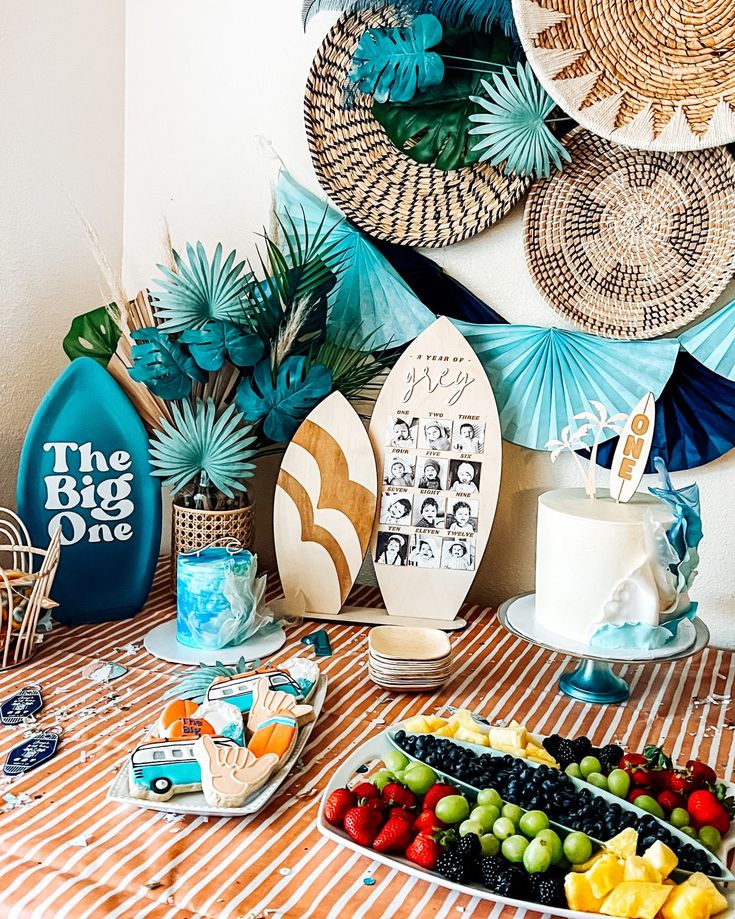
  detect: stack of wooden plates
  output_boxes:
[368,627,453,691]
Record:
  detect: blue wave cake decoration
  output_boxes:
[589,458,702,651]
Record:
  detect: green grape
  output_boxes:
[698,826,722,851]
[579,756,602,778]
[435,794,470,824]
[535,829,563,865]
[519,810,550,838]
[372,769,396,792]
[480,833,500,856]
[470,804,500,831]
[634,795,665,819]
[680,826,697,839]
[459,819,483,837]
[563,831,593,865]
[586,772,609,791]
[403,763,437,795]
[492,817,516,841]
[502,835,529,863]
[523,837,553,873]
[565,763,583,779]
[607,768,631,799]
[383,750,410,773]
[501,803,524,826]
[669,807,690,829]
[477,788,503,808]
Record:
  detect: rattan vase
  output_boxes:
[170,499,256,594]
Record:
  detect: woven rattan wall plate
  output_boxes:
[513,0,735,153]
[524,129,735,340]
[304,9,530,248]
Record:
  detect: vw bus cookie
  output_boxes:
[128,737,241,800]
[193,734,281,808]
[205,667,302,713]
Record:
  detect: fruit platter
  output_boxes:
[318,712,735,918]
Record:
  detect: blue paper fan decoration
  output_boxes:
[430,0,517,37]
[679,299,735,382]
[452,321,679,450]
[587,351,735,473]
[274,171,433,349]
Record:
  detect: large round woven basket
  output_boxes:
[304,9,530,248]
[513,0,735,153]
[524,129,735,340]
[170,502,255,593]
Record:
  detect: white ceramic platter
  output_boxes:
[317,734,735,919]
[107,676,327,818]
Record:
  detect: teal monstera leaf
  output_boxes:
[236,356,332,443]
[63,305,122,367]
[152,242,254,333]
[180,320,265,372]
[350,14,445,103]
[129,327,206,400]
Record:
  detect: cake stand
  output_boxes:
[143,619,287,666]
[497,593,710,705]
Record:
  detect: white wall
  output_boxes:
[0,0,126,509]
[122,0,735,645]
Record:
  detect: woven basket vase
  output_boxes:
[170,501,256,594]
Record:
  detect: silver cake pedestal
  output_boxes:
[497,593,710,705]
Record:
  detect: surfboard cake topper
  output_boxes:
[367,317,502,627]
[609,393,656,504]
[273,392,378,617]
[17,358,162,625]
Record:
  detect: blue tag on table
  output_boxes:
[0,687,43,725]
[4,731,60,776]
[301,629,332,657]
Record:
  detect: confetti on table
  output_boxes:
[278,867,291,876]
[363,878,376,886]
[82,661,128,683]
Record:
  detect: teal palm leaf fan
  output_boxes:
[430,0,517,38]
[149,399,257,497]
[152,242,254,333]
[129,327,207,400]
[302,0,424,27]
[469,62,571,177]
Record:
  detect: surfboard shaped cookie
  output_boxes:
[274,392,377,615]
[368,317,501,623]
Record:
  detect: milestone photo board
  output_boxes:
[368,317,502,627]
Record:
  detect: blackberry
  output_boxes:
[436,848,469,884]
[480,856,514,895]
[531,872,567,908]
[598,744,625,771]
[572,736,593,759]
[543,734,562,757]
[456,833,481,859]
[555,738,577,768]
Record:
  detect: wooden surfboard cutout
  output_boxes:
[273,392,377,617]
[367,317,501,628]
[609,392,656,503]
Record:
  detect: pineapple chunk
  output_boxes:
[489,741,526,757]
[426,715,447,731]
[488,724,528,749]
[564,872,604,912]
[572,850,604,873]
[623,855,662,884]
[641,840,678,879]
[454,726,490,746]
[685,874,729,916]
[434,723,457,737]
[403,716,432,733]
[605,828,639,859]
[600,881,671,919]
[526,742,558,766]
[661,884,713,919]
[586,853,625,899]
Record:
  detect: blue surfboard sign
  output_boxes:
[17,358,161,624]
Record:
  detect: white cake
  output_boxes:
[535,489,674,644]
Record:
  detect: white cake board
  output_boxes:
[269,598,466,631]
[143,619,287,666]
[502,593,701,663]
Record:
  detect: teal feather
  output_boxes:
[129,327,206,400]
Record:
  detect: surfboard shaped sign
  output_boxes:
[609,392,656,504]
[368,317,501,625]
[274,392,377,616]
[17,358,162,625]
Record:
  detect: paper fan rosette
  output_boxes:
[679,299,735,383]
[452,320,679,450]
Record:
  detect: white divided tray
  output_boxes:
[107,676,327,818]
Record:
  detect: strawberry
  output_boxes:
[687,790,731,834]
[656,790,685,814]
[423,783,459,812]
[413,809,446,835]
[372,814,414,853]
[390,807,416,825]
[344,805,384,847]
[687,760,718,788]
[628,788,650,804]
[620,753,653,787]
[620,753,648,769]
[382,782,417,809]
[352,781,380,801]
[665,771,694,796]
[405,833,442,869]
[324,788,357,826]
[364,798,386,815]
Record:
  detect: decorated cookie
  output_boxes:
[247,676,314,733]
[206,666,302,713]
[166,717,216,741]
[128,737,240,800]
[281,656,320,701]
[158,699,198,737]
[247,711,299,763]
[193,734,280,808]
[193,700,245,745]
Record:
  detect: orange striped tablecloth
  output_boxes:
[0,560,731,919]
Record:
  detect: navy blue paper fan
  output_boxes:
[370,238,508,325]
[586,351,735,473]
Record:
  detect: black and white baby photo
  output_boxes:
[415,456,447,491]
[374,531,408,566]
[452,421,485,455]
[385,415,418,449]
[412,495,445,529]
[408,534,442,569]
[441,538,475,571]
[379,492,413,526]
[418,419,451,452]
[383,454,415,487]
[448,459,481,493]
[445,498,478,534]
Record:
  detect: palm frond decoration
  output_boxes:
[302,0,424,28]
[128,327,207,400]
[468,62,571,177]
[315,325,394,404]
[149,399,257,497]
[429,0,517,39]
[152,242,254,333]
